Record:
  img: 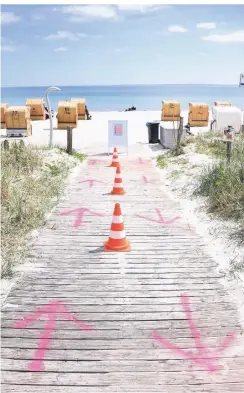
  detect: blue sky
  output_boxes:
[1,4,244,86]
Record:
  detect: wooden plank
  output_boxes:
[7,289,229,299]
[1,302,236,315]
[1,310,238,323]
[3,357,244,373]
[2,336,242,350]
[2,319,239,330]
[3,295,233,306]
[1,326,237,339]
[2,385,244,393]
[2,369,244,385]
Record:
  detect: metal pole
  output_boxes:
[45,86,61,148]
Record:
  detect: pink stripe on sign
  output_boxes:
[114,125,123,135]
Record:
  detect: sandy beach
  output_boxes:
[1,109,214,153]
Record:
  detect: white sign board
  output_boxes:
[239,73,244,87]
[108,120,128,154]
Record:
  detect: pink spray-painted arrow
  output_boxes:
[142,176,157,184]
[79,179,105,189]
[60,207,104,228]
[138,157,151,165]
[152,294,236,373]
[136,208,180,224]
[130,158,151,165]
[13,300,92,372]
[88,159,106,166]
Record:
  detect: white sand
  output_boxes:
[1,110,212,154]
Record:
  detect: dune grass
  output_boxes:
[195,138,244,249]
[1,142,86,278]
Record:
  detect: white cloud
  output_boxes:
[202,30,244,43]
[54,47,67,52]
[32,14,44,21]
[117,5,169,13]
[197,22,216,29]
[168,25,188,33]
[1,45,16,52]
[57,4,170,22]
[45,30,85,41]
[60,5,118,22]
[1,11,20,25]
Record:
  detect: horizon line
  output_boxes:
[1,83,240,88]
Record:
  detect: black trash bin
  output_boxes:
[146,121,159,143]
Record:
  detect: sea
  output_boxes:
[1,84,243,112]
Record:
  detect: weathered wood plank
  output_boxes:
[2,357,244,373]
[1,302,236,314]
[1,326,237,339]
[2,336,242,350]
[2,384,244,393]
[2,369,244,385]
[2,347,243,362]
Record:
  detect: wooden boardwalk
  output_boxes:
[1,151,244,393]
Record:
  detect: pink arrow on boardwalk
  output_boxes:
[60,207,104,228]
[88,159,99,165]
[88,159,106,166]
[142,176,157,184]
[136,208,180,224]
[13,300,92,372]
[152,294,236,373]
[138,157,151,165]
[130,157,151,165]
[79,179,105,189]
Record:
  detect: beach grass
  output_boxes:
[156,154,169,169]
[195,138,244,245]
[1,141,86,278]
[194,132,226,156]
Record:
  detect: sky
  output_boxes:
[1,4,244,86]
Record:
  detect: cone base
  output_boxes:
[109,163,120,167]
[110,189,126,195]
[104,240,131,252]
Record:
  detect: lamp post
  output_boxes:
[45,86,61,147]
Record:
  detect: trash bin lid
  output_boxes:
[146,121,160,126]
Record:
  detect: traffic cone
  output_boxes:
[104,203,131,252]
[109,148,120,167]
[111,166,126,195]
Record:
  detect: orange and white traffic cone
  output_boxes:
[104,203,131,252]
[111,166,126,195]
[109,148,120,167]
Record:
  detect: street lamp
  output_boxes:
[45,86,61,147]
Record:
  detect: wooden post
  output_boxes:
[67,127,73,155]
[226,140,232,165]
[176,116,184,148]
[3,140,9,150]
